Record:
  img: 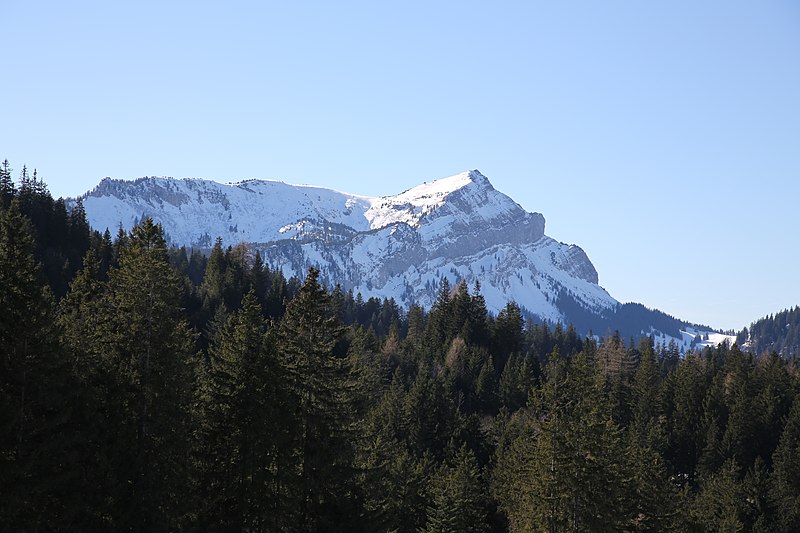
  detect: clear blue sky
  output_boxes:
[3,1,799,330]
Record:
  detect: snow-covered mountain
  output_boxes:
[76,169,729,348]
[79,170,609,320]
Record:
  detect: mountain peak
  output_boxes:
[466,168,492,185]
[362,170,497,230]
[397,169,492,198]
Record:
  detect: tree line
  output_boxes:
[2,162,800,531]
[738,306,800,358]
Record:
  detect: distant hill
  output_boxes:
[738,306,800,357]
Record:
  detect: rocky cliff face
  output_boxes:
[77,169,615,321]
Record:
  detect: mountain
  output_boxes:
[75,170,728,347]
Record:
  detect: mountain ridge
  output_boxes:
[76,170,605,314]
[74,169,729,349]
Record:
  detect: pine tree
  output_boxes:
[56,248,117,526]
[466,281,490,347]
[751,353,795,467]
[265,268,288,319]
[493,302,524,370]
[110,224,127,267]
[769,399,800,532]
[16,165,32,211]
[742,457,775,532]
[0,158,14,209]
[498,352,535,413]
[96,228,113,278]
[359,436,433,533]
[59,249,105,361]
[625,431,681,531]
[424,445,487,532]
[200,237,226,316]
[631,338,662,442]
[424,277,453,358]
[403,364,458,459]
[196,289,282,529]
[475,354,499,414]
[91,218,196,529]
[626,340,680,531]
[68,198,91,261]
[689,459,746,532]
[719,345,758,469]
[599,330,635,427]
[0,200,75,529]
[358,366,436,532]
[277,267,359,530]
[222,242,249,310]
[491,408,537,532]
[250,249,268,308]
[666,353,710,485]
[494,349,627,531]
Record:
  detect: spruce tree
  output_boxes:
[624,432,681,531]
[56,248,115,527]
[666,353,709,485]
[250,249,268,308]
[424,445,487,532]
[92,218,196,529]
[475,354,499,414]
[403,363,459,459]
[68,198,91,261]
[0,200,75,529]
[200,237,227,324]
[495,349,627,531]
[196,289,282,530]
[59,249,105,362]
[631,338,662,443]
[769,399,800,532]
[626,340,680,531]
[492,302,524,369]
[689,459,746,532]
[0,158,14,209]
[277,267,359,530]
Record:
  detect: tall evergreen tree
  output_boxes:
[424,445,487,532]
[492,302,524,369]
[0,158,14,209]
[68,198,91,259]
[769,399,800,532]
[631,338,663,442]
[277,267,359,530]
[475,354,499,414]
[494,349,627,532]
[0,201,75,529]
[666,353,710,485]
[196,289,283,529]
[689,459,746,532]
[625,339,681,531]
[91,218,196,529]
[200,237,226,314]
[57,248,124,527]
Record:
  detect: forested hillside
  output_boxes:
[2,162,800,531]
[738,307,800,357]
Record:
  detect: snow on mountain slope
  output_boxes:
[363,171,511,230]
[77,169,616,321]
[260,227,611,321]
[81,176,374,246]
[641,327,737,354]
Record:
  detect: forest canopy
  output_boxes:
[2,161,799,531]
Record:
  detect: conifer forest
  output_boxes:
[2,163,800,532]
